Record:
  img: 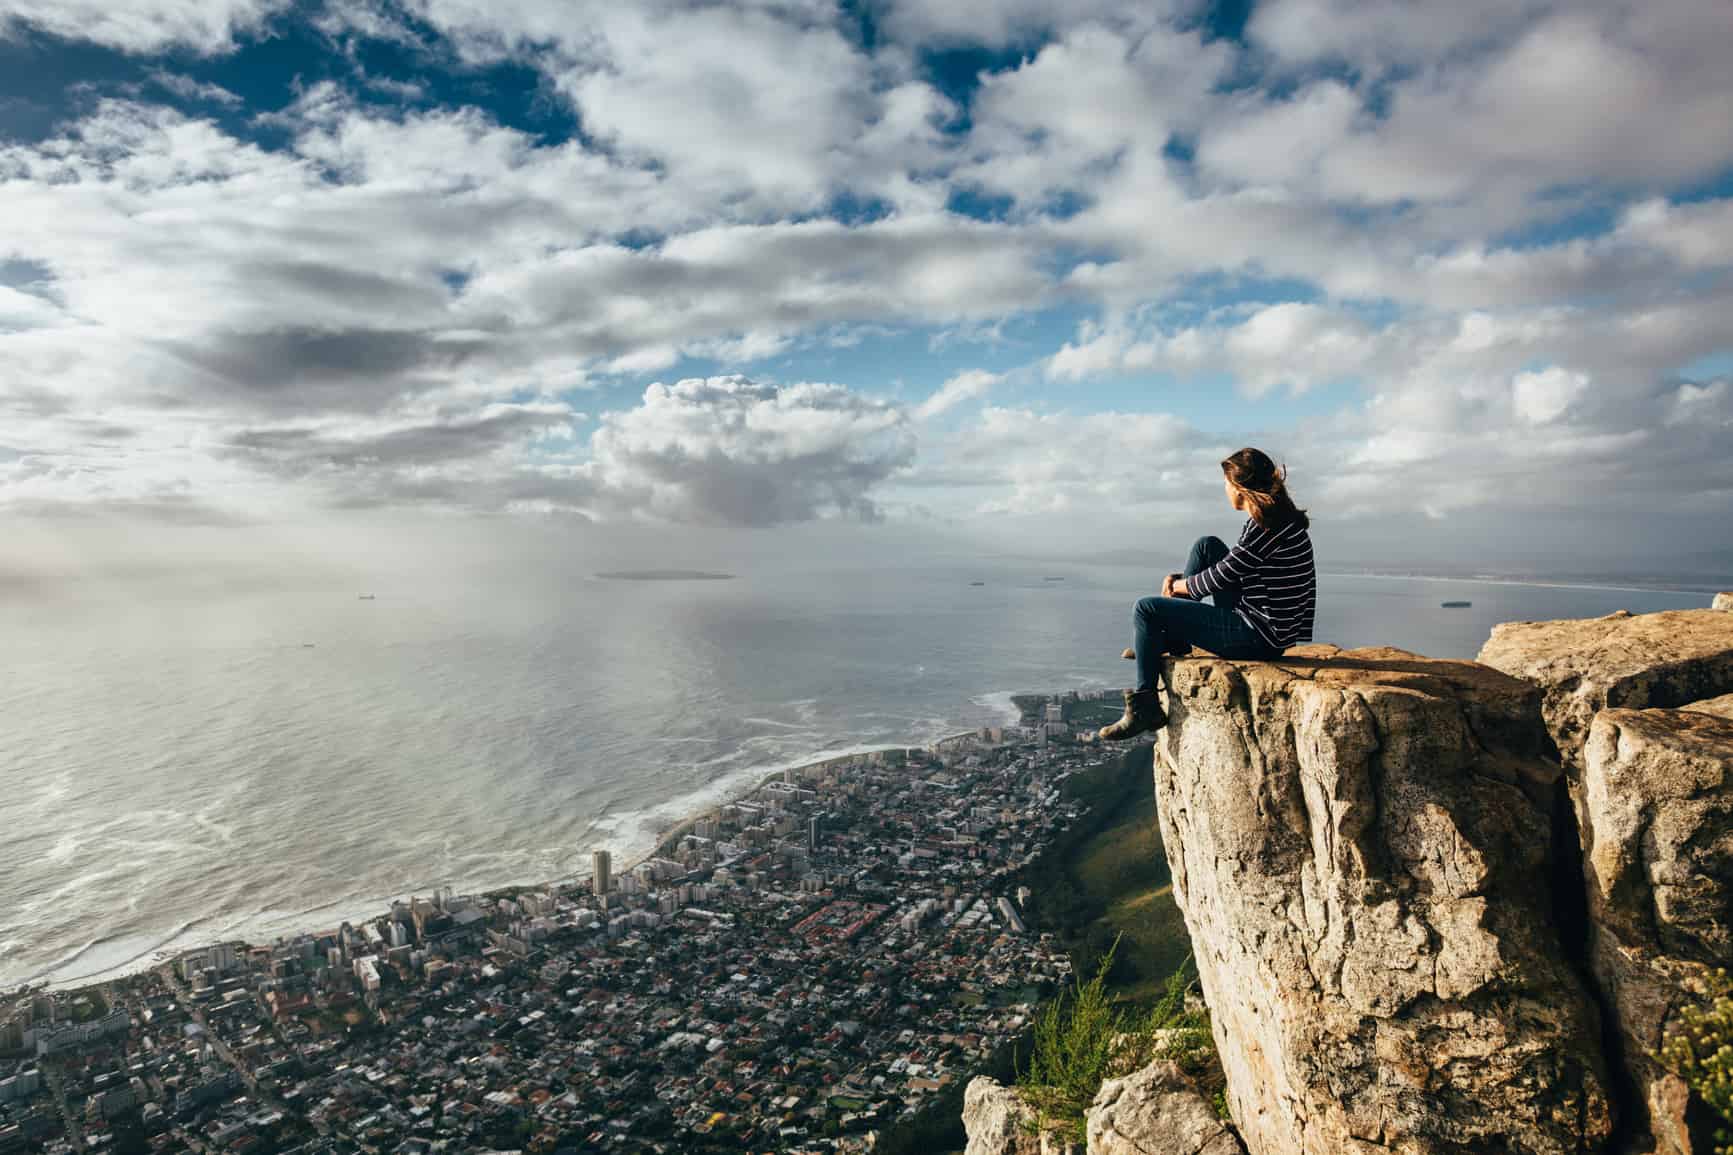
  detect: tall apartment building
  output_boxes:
[592,848,612,897]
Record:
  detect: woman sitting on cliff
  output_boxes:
[1098,447,1315,741]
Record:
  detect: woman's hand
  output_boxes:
[1162,573,1187,599]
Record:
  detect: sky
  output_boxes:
[1,0,1731,580]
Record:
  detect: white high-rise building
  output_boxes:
[592,848,612,897]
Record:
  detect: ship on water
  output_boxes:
[358,594,376,600]
[1441,600,1472,608]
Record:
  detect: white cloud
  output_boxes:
[913,405,1209,516]
[586,377,914,525]
[145,70,243,105]
[1512,366,1589,425]
[1,0,1731,550]
[873,0,1170,49]
[1047,303,1381,396]
[0,0,283,53]
[914,369,1000,419]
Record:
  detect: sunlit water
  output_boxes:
[0,561,1713,989]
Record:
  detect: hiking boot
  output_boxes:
[1096,688,1165,741]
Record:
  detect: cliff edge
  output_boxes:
[967,602,1733,1155]
[1154,645,1611,1154]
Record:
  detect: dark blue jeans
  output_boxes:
[1132,536,1281,691]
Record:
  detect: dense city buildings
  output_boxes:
[0,693,1118,1153]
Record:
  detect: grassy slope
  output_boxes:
[1015,738,1194,1008]
[1067,777,1193,1004]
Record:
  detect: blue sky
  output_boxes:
[1,0,1731,571]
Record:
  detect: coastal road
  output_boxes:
[41,1060,86,1149]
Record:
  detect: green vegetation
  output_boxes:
[1017,746,1192,1002]
[1016,941,1215,1144]
[66,990,109,1022]
[1659,968,1733,1155]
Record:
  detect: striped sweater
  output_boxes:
[1187,517,1316,649]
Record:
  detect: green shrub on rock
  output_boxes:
[1658,969,1733,1155]
[1016,938,1217,1142]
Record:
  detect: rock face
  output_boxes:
[1713,592,1732,612]
[1087,1062,1243,1155]
[1479,608,1733,1154]
[1152,646,1613,1155]
[1477,609,1733,772]
[1579,706,1733,1154]
[963,1078,1075,1155]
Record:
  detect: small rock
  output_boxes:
[963,1077,1076,1155]
[1714,591,1733,612]
[1086,1061,1243,1155]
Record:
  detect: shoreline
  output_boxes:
[9,716,1015,997]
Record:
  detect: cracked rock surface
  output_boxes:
[1086,1061,1244,1155]
[963,1078,1077,1155]
[1153,646,1612,1155]
[1581,706,1733,1155]
[1477,608,1733,774]
[1481,607,1733,1154]
[1685,692,1733,721]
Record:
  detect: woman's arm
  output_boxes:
[1185,528,1268,600]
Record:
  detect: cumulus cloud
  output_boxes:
[587,377,914,526]
[1047,304,1384,395]
[0,0,1730,559]
[903,405,1211,516]
[200,378,914,526]
[1511,367,1589,426]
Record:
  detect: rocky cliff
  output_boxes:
[1478,609,1733,776]
[1153,646,1611,1154]
[1480,607,1733,1154]
[966,601,1733,1155]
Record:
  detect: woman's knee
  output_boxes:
[1135,595,1163,619]
[1187,535,1226,571]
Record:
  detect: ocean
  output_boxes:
[0,559,1715,990]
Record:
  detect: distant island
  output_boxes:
[594,569,736,581]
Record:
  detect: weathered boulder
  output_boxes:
[1581,707,1733,1154]
[1684,692,1733,721]
[963,1077,1076,1155]
[1086,1061,1244,1155]
[1477,609,1733,773]
[1154,646,1612,1155]
[1713,592,1732,612]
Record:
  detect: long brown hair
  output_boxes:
[1222,448,1308,531]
